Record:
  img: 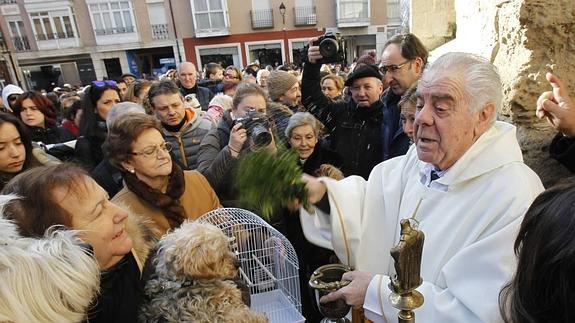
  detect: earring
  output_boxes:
[129,169,135,174]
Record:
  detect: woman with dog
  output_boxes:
[108,113,220,238]
[2,163,156,322]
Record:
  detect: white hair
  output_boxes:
[0,195,100,322]
[106,102,146,130]
[420,52,502,123]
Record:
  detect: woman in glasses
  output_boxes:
[13,91,76,146]
[107,113,220,238]
[75,80,122,170]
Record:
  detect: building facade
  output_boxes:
[0,0,401,90]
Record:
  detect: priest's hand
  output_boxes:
[536,72,575,137]
[319,270,375,309]
[301,174,327,204]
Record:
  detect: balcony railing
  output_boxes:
[0,0,17,4]
[294,6,316,26]
[12,36,31,51]
[94,26,135,36]
[35,33,75,41]
[151,24,169,40]
[250,9,273,29]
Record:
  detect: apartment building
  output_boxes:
[0,0,401,90]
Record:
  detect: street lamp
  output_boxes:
[279,2,289,64]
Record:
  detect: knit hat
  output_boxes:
[356,51,377,66]
[267,70,299,101]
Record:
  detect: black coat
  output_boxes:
[550,132,575,173]
[75,121,107,171]
[302,63,408,179]
[27,125,75,145]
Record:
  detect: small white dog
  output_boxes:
[140,221,268,322]
[0,195,100,322]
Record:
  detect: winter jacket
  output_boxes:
[301,63,408,179]
[75,121,107,171]
[179,84,214,111]
[161,108,213,170]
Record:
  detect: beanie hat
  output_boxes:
[267,70,299,101]
[344,64,382,86]
[356,51,377,66]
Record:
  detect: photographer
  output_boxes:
[197,82,291,206]
[302,34,410,179]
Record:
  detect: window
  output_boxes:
[147,3,168,40]
[337,0,369,25]
[8,20,30,51]
[89,1,135,35]
[190,0,228,35]
[30,11,76,40]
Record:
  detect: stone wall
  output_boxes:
[410,0,456,50]
[432,0,575,186]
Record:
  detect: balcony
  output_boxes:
[94,26,136,36]
[0,0,17,4]
[151,24,169,40]
[35,33,80,50]
[250,9,273,29]
[294,6,316,26]
[12,36,31,52]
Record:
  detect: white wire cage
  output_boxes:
[197,208,305,323]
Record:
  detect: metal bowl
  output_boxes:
[309,264,353,322]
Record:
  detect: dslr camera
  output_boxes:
[233,109,272,148]
[302,32,346,64]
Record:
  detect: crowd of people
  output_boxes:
[0,32,574,322]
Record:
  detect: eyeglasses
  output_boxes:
[91,80,118,88]
[224,73,239,80]
[130,141,173,158]
[7,95,19,102]
[379,60,411,74]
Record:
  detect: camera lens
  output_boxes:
[251,124,272,148]
[319,38,339,58]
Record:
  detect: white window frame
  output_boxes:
[87,0,137,36]
[336,0,370,27]
[195,43,243,70]
[29,10,76,40]
[189,0,229,37]
[289,37,311,64]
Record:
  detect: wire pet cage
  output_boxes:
[198,208,305,323]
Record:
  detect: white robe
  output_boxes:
[300,121,544,323]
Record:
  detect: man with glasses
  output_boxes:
[2,84,24,113]
[148,79,212,170]
[177,61,214,111]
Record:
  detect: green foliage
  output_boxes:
[235,148,308,220]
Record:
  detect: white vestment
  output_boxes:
[300,121,544,323]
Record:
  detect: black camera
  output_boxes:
[233,109,272,148]
[301,32,346,65]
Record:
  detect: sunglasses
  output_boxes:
[91,80,118,88]
[7,95,19,102]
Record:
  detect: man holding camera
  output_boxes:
[147,80,213,170]
[302,33,425,179]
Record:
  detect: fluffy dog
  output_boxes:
[140,221,268,323]
[0,195,100,322]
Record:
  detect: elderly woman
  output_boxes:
[320,74,344,100]
[0,113,43,190]
[75,80,122,170]
[282,112,343,321]
[398,85,418,143]
[108,113,220,237]
[2,163,155,322]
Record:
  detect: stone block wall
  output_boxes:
[411,0,456,50]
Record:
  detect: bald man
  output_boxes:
[177,61,214,110]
